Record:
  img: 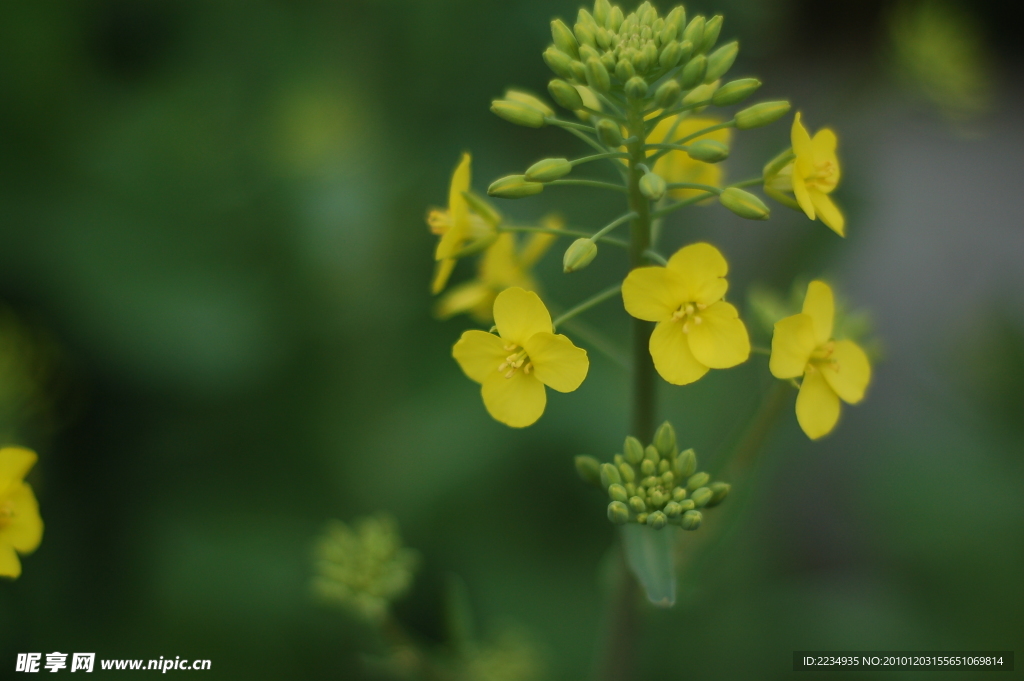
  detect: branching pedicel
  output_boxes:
[431,0,873,607]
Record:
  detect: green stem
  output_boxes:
[591,212,638,241]
[665,182,723,195]
[719,379,792,478]
[750,345,771,356]
[648,121,736,163]
[730,177,763,189]
[572,152,631,166]
[548,179,627,193]
[498,225,629,249]
[643,249,667,265]
[552,284,622,329]
[558,318,629,369]
[551,120,614,156]
[650,191,716,219]
[545,117,596,133]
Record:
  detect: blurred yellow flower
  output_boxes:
[435,217,561,323]
[0,446,43,579]
[766,113,845,236]
[453,287,588,428]
[770,281,871,439]
[622,243,750,385]
[648,116,730,200]
[428,153,496,294]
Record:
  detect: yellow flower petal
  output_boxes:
[0,483,42,554]
[524,332,589,393]
[666,243,729,305]
[453,330,507,384]
[810,191,845,237]
[493,287,552,347]
[435,153,472,261]
[0,447,36,496]
[435,281,494,320]
[686,301,750,369]
[622,266,687,322]
[648,117,730,200]
[481,371,547,428]
[791,168,816,220]
[431,258,457,295]
[478,233,521,287]
[0,544,21,579]
[796,369,841,440]
[650,319,709,385]
[791,112,815,178]
[802,281,835,346]
[811,128,840,184]
[769,313,817,378]
[819,340,871,404]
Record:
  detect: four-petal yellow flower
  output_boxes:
[435,217,560,323]
[622,243,750,385]
[648,116,731,200]
[0,446,44,579]
[770,281,871,439]
[453,287,589,428]
[765,113,845,236]
[428,153,495,294]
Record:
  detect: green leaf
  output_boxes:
[621,524,676,607]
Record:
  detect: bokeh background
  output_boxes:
[1,0,1022,678]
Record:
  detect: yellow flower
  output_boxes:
[452,287,588,428]
[766,113,845,236]
[435,217,561,323]
[770,281,871,440]
[622,243,750,385]
[0,446,43,579]
[648,116,730,200]
[427,153,495,294]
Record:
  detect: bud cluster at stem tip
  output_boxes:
[575,421,731,530]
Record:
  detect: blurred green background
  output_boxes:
[1,0,1022,678]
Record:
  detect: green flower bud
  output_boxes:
[700,15,723,54]
[593,119,620,149]
[658,459,670,474]
[654,421,677,458]
[672,486,687,502]
[706,481,731,507]
[664,501,682,517]
[682,15,705,51]
[648,511,668,530]
[641,475,659,488]
[578,43,599,63]
[649,489,668,508]
[640,172,667,200]
[687,139,729,163]
[575,22,597,49]
[600,462,622,488]
[677,498,695,512]
[585,56,611,93]
[704,40,738,83]
[636,512,648,524]
[525,157,572,182]
[665,6,686,35]
[734,100,791,129]
[615,57,636,82]
[563,238,598,272]
[491,100,547,128]
[625,76,648,100]
[642,42,658,71]
[574,455,603,487]
[640,459,656,476]
[608,5,624,31]
[719,187,770,220]
[548,79,584,111]
[608,483,629,502]
[596,26,612,50]
[679,509,702,530]
[600,50,617,70]
[639,6,655,28]
[659,24,677,46]
[686,471,710,491]
[655,79,681,108]
[487,175,545,198]
[618,462,636,483]
[629,496,647,513]
[607,501,630,525]
[569,60,588,83]
[578,8,597,27]
[712,77,761,106]
[660,471,675,488]
[624,436,644,465]
[690,486,713,507]
[675,448,697,479]
[593,0,611,27]
[679,54,707,89]
[613,453,624,466]
[544,46,575,79]
[551,19,580,59]
[624,482,636,497]
[643,444,660,464]
[659,40,683,70]
[504,90,554,117]
[677,39,694,64]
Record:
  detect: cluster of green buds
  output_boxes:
[311,514,420,623]
[576,421,729,530]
